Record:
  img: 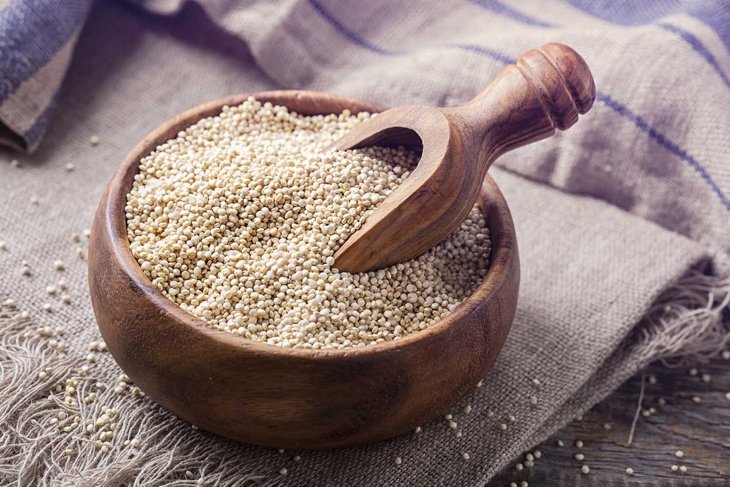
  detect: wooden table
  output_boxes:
[489,356,730,486]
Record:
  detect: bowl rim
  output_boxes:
[100,90,517,361]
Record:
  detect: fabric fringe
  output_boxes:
[0,310,279,487]
[637,269,730,365]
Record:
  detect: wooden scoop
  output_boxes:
[333,43,595,272]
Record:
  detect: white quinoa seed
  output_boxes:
[675,450,684,458]
[679,466,687,473]
[625,467,634,475]
[575,453,584,461]
[580,465,590,474]
[575,440,584,448]
[90,135,101,146]
[722,350,730,360]
[394,456,402,465]
[671,465,678,472]
[126,98,491,349]
[462,452,470,460]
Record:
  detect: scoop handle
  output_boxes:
[446,43,595,162]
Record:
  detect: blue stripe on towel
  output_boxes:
[567,0,730,51]
[0,0,92,103]
[307,0,400,55]
[468,0,556,28]
[597,93,730,211]
[447,44,515,65]
[656,23,730,90]
[306,0,730,212]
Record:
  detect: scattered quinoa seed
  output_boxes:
[692,396,701,404]
[680,466,687,473]
[65,162,76,172]
[580,465,590,474]
[574,453,584,461]
[279,468,287,476]
[575,440,584,448]
[675,450,684,458]
[394,456,402,465]
[556,440,564,447]
[722,350,730,360]
[53,260,65,271]
[625,467,634,475]
[671,465,678,472]
[462,452,470,460]
[90,135,100,146]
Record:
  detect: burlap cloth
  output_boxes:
[1,1,729,485]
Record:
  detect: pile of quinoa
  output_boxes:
[126,98,490,349]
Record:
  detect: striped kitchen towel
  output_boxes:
[0,0,92,152]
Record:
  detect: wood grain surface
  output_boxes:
[88,91,520,449]
[333,43,595,273]
[488,357,730,486]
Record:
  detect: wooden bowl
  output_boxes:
[88,91,520,449]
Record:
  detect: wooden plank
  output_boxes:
[488,357,730,486]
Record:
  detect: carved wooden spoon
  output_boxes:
[333,43,595,272]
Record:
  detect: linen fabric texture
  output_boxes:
[0,1,728,485]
